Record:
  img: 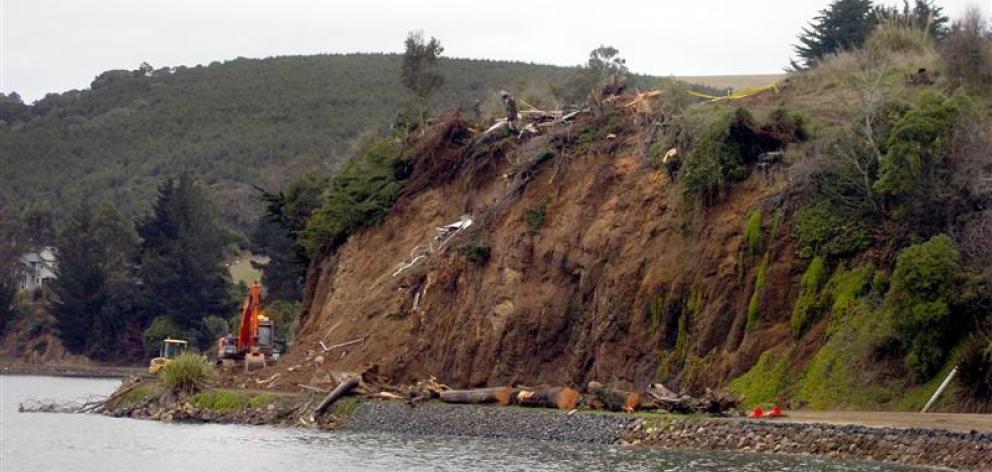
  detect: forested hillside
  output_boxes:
[0,54,607,232]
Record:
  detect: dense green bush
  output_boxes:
[299,138,406,257]
[874,91,960,199]
[160,352,215,394]
[886,234,961,381]
[678,108,755,202]
[793,200,869,259]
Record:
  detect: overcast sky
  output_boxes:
[1,0,986,102]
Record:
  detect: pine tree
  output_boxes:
[138,173,234,343]
[791,0,877,70]
[50,202,140,357]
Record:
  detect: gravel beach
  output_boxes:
[343,400,633,443]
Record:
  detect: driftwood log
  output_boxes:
[514,387,580,410]
[586,381,641,412]
[439,387,515,406]
[644,383,740,414]
[310,376,360,421]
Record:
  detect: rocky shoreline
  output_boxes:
[22,375,984,472]
[84,387,991,471]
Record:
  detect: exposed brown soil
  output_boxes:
[254,108,813,396]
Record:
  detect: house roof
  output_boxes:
[21,247,56,269]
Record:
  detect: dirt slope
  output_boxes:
[274,111,805,394]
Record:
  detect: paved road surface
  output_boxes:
[781,410,992,433]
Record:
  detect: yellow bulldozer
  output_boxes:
[148,337,189,375]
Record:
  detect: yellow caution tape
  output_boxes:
[687,82,780,102]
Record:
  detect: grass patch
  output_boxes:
[190,389,251,412]
[794,298,895,409]
[825,265,875,335]
[791,256,828,338]
[228,253,263,286]
[248,393,278,409]
[190,389,279,412]
[119,383,159,408]
[730,348,792,408]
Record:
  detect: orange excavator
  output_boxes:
[218,281,276,367]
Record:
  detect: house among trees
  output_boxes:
[18,247,56,291]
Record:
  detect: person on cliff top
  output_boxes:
[499,90,518,130]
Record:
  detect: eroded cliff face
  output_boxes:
[285,118,802,393]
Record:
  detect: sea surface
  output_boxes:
[0,375,928,471]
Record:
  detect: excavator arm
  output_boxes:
[237,281,262,353]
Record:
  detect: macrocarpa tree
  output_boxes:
[791,0,877,69]
[562,46,629,104]
[401,31,444,122]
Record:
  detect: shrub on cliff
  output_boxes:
[793,200,869,259]
[678,107,755,203]
[874,91,960,210]
[160,352,215,395]
[299,137,406,257]
[885,234,961,381]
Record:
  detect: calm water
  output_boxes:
[0,375,927,472]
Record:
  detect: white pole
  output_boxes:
[921,365,958,413]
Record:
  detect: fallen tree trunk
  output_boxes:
[515,387,580,410]
[310,376,360,421]
[586,381,641,412]
[439,387,515,406]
